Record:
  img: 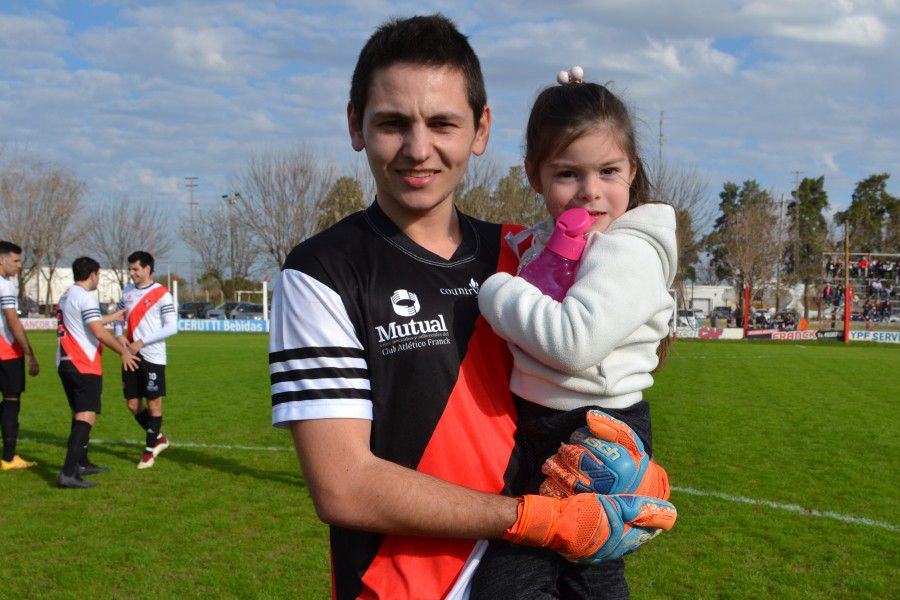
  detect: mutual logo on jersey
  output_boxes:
[440,278,480,296]
[391,290,420,317]
[376,289,451,354]
[375,315,448,344]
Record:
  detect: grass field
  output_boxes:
[1,332,897,599]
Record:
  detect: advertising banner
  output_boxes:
[849,330,900,344]
[21,318,57,330]
[745,329,777,339]
[675,327,744,340]
[178,319,269,333]
[815,330,845,341]
[771,330,818,341]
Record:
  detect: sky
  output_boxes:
[1,0,898,274]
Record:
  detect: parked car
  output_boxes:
[178,301,213,319]
[689,306,708,322]
[16,297,39,318]
[676,309,699,329]
[207,301,254,320]
[231,303,267,321]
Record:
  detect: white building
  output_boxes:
[20,267,125,307]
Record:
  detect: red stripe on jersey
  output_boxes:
[127,286,168,342]
[0,337,23,360]
[58,319,103,375]
[357,224,525,599]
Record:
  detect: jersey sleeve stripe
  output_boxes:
[272,378,371,396]
[269,346,365,363]
[272,399,372,427]
[269,356,368,374]
[0,297,16,307]
[116,300,126,310]
[270,367,369,383]
[272,387,371,405]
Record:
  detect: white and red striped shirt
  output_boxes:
[114,282,176,365]
[56,284,103,375]
[0,276,23,360]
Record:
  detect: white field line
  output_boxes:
[673,486,899,532]
[23,436,293,453]
[23,436,897,532]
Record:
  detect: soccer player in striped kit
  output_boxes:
[57,257,139,489]
[0,241,40,471]
[114,251,178,469]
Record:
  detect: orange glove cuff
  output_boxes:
[503,495,561,547]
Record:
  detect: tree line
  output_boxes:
[2,146,897,313]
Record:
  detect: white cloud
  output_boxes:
[771,14,887,46]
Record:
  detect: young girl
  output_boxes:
[471,70,676,598]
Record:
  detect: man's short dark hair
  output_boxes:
[350,14,487,127]
[127,251,155,273]
[0,241,23,256]
[72,257,100,282]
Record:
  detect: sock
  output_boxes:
[78,438,92,467]
[134,408,151,431]
[1,399,20,462]
[63,420,92,477]
[145,416,163,450]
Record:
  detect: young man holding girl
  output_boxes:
[270,15,674,599]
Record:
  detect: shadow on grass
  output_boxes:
[20,428,305,490]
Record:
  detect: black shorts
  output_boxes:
[122,357,166,400]
[58,362,102,414]
[0,357,26,396]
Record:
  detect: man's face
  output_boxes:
[0,253,22,278]
[348,63,490,220]
[128,261,152,284]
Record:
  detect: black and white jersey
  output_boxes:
[270,202,524,599]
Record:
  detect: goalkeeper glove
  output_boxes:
[540,410,670,500]
[504,493,676,564]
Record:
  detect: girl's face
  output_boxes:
[529,128,635,233]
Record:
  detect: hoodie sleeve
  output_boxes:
[478,204,676,374]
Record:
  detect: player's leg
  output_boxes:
[123,361,150,429]
[558,559,629,600]
[1,358,35,470]
[137,362,168,469]
[59,410,97,489]
[58,369,102,488]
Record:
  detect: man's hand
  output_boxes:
[121,350,140,372]
[540,410,670,500]
[26,353,39,377]
[102,308,126,326]
[128,339,144,354]
[504,493,676,564]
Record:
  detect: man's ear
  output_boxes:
[524,159,543,194]
[470,105,491,157]
[348,102,365,152]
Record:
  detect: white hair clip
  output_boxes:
[557,65,584,85]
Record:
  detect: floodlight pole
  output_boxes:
[222,192,240,300]
[844,226,851,344]
[185,176,198,290]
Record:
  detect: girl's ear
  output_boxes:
[524,159,543,194]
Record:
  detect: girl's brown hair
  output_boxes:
[524,81,670,369]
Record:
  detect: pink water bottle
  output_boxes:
[519,207,593,301]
